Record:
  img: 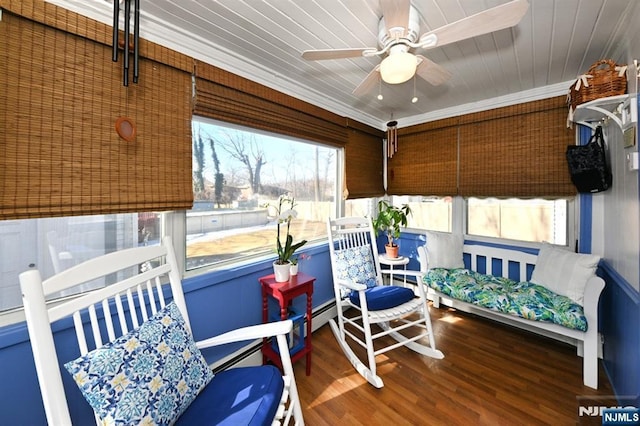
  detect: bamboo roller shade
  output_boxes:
[0,11,193,219]
[345,129,385,199]
[388,96,576,198]
[193,62,387,199]
[193,77,349,147]
[459,102,576,197]
[194,60,348,131]
[387,126,458,196]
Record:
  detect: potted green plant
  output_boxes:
[372,200,412,258]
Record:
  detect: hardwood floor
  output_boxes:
[293,305,614,425]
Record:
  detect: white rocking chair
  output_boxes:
[20,236,304,425]
[326,217,443,388]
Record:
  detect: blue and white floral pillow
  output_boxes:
[64,301,213,425]
[334,245,378,289]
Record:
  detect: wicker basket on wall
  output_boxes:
[568,59,628,111]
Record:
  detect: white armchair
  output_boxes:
[20,237,304,425]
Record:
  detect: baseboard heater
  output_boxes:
[211,300,336,373]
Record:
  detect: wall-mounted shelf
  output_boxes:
[572,94,637,130]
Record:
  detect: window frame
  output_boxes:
[185,118,343,274]
[389,195,454,233]
[463,197,577,248]
[354,194,577,249]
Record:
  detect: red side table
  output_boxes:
[260,272,315,375]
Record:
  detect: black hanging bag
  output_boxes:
[566,126,612,193]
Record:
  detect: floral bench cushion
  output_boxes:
[423,268,588,331]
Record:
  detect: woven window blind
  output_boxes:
[193,62,388,199]
[0,10,193,219]
[193,63,349,147]
[387,120,458,196]
[344,129,385,199]
[458,97,576,197]
[387,97,575,198]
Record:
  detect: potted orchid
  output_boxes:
[266,195,307,282]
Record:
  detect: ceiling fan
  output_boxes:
[302,0,529,97]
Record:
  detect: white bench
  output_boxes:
[417,243,605,389]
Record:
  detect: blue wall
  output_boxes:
[0,244,334,425]
[599,263,640,407]
[574,122,639,405]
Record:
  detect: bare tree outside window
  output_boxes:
[217,130,266,195]
[187,119,337,270]
[192,129,205,197]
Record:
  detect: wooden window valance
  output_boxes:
[0,9,194,219]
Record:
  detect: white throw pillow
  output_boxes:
[425,231,464,269]
[530,243,600,305]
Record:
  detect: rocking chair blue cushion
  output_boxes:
[349,285,415,311]
[176,365,284,426]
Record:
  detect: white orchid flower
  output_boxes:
[278,209,298,222]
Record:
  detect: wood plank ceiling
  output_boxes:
[46,0,640,129]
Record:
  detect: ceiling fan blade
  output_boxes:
[302,48,372,61]
[352,65,381,97]
[380,0,410,38]
[415,55,451,86]
[419,0,529,48]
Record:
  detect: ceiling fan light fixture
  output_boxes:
[380,47,417,84]
[303,0,530,96]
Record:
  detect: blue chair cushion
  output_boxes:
[175,365,284,426]
[349,285,415,311]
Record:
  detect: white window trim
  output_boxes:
[463,197,576,249]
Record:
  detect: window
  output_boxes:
[390,195,453,232]
[467,198,568,245]
[345,198,376,218]
[188,119,338,270]
[343,196,453,234]
[0,213,161,313]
